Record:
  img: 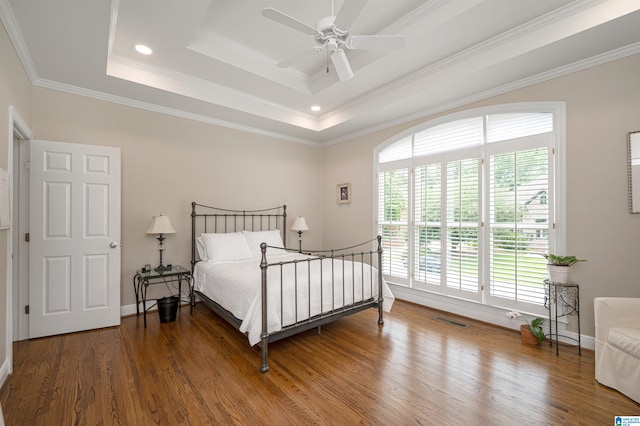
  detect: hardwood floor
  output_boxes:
[1,300,638,425]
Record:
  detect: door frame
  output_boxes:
[4,106,32,387]
[14,141,29,341]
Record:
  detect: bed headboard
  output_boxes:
[191,202,287,269]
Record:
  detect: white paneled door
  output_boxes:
[29,140,121,338]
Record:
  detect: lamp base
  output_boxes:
[154,264,172,272]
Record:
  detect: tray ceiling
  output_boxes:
[3,0,640,145]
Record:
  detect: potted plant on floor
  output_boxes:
[543,254,586,283]
[507,311,545,345]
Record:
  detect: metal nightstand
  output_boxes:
[133,265,194,327]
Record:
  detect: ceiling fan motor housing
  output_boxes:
[317,16,336,33]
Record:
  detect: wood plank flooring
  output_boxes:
[1,300,638,425]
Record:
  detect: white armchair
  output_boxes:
[594,297,640,403]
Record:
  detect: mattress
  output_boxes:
[193,252,394,345]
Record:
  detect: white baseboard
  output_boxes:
[120,299,195,317]
[120,303,155,317]
[389,284,594,351]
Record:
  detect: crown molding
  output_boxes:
[32,77,322,147]
[327,41,640,146]
[24,38,640,150]
[4,0,639,148]
[106,53,320,130]
[0,0,38,82]
[323,0,617,125]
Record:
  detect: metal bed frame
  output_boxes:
[191,202,385,372]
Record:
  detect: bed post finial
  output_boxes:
[191,202,197,272]
[260,242,270,372]
[377,235,384,325]
[282,205,287,249]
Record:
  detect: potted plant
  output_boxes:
[507,311,545,345]
[543,254,586,283]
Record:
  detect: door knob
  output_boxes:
[109,242,119,248]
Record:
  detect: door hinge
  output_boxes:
[25,233,30,242]
[24,161,30,170]
[24,305,29,315]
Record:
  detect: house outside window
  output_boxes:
[375,103,565,314]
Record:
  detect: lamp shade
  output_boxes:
[146,215,176,235]
[291,216,309,232]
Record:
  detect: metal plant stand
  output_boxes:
[544,279,581,356]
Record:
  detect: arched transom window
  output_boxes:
[375,104,565,313]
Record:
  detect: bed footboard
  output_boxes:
[258,236,385,373]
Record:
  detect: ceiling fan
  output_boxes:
[262,0,406,81]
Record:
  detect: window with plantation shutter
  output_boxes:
[445,158,480,298]
[486,113,552,143]
[414,117,483,156]
[378,169,409,281]
[375,104,562,315]
[414,163,442,285]
[488,143,550,305]
[379,136,412,163]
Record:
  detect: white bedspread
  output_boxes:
[193,252,394,345]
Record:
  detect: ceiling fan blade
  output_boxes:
[277,46,321,68]
[345,35,406,51]
[333,0,368,31]
[330,49,354,81]
[262,8,320,36]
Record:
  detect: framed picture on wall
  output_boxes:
[337,183,351,204]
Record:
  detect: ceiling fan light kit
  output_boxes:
[330,49,353,81]
[262,0,406,82]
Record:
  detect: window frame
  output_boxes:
[373,102,566,316]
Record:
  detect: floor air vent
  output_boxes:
[432,316,469,328]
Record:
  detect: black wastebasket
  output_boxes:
[157,296,179,323]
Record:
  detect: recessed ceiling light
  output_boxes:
[310,105,321,112]
[135,44,153,55]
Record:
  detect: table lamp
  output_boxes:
[146,214,176,272]
[291,216,309,252]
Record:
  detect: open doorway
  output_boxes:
[8,107,32,344]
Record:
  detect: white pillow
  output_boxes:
[195,236,208,261]
[243,230,286,257]
[201,232,253,262]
